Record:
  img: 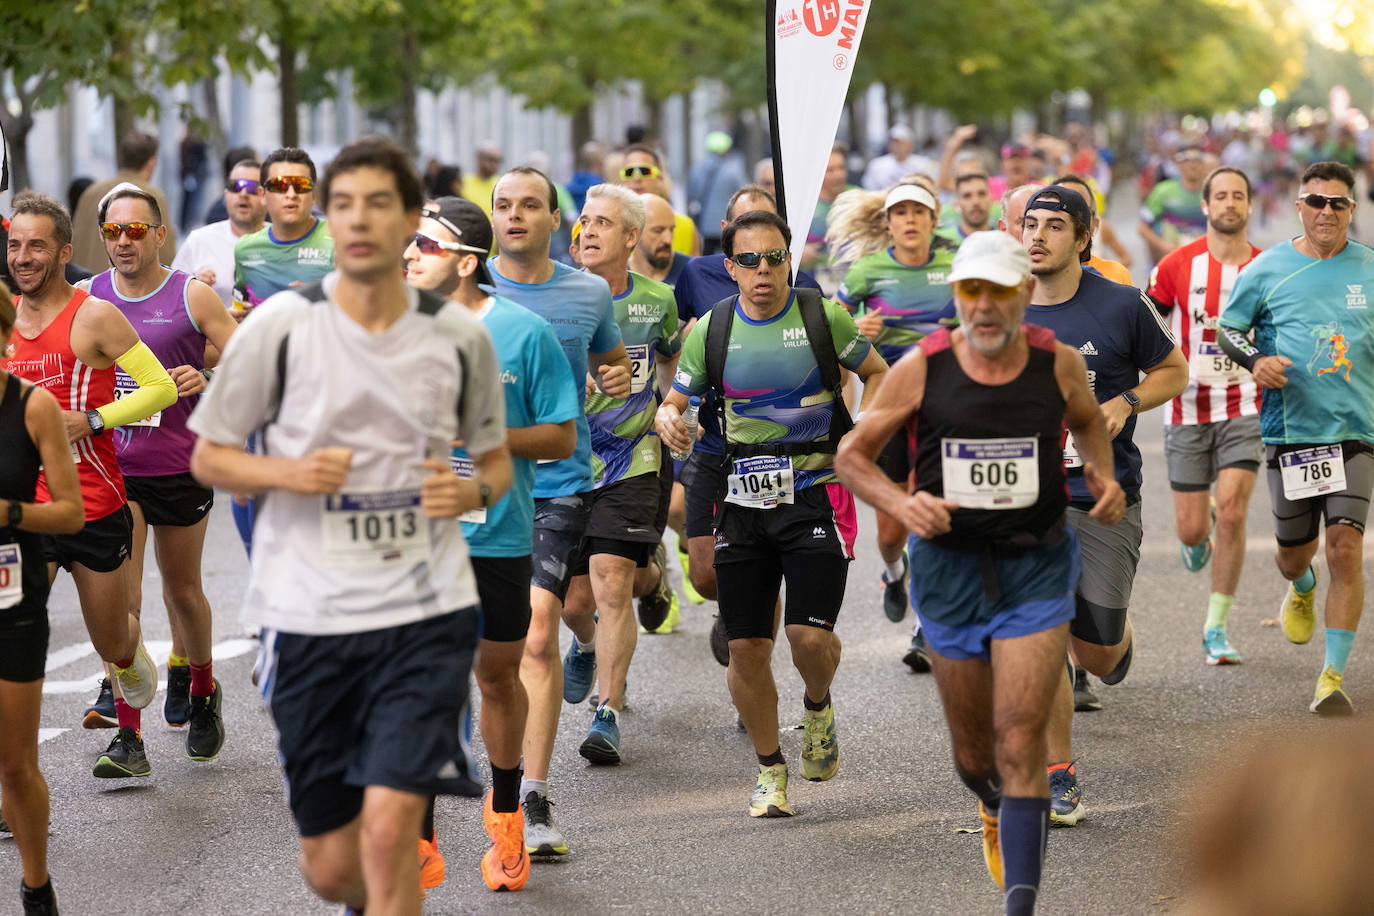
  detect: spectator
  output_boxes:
[71,132,179,271]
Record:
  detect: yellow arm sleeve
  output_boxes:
[95,341,178,428]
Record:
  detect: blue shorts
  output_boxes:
[908,529,1079,662]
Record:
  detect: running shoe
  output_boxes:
[522,791,569,856]
[710,614,730,667]
[1072,666,1103,711]
[561,643,596,705]
[19,880,59,916]
[482,791,530,891]
[749,763,794,818]
[186,679,225,761]
[579,706,622,765]
[651,590,681,634]
[82,678,117,729]
[0,811,8,834]
[902,628,932,673]
[1048,763,1085,827]
[164,664,192,727]
[1280,564,1319,645]
[1310,665,1354,716]
[418,836,445,894]
[679,541,706,605]
[978,802,1003,889]
[1203,627,1242,665]
[92,727,151,778]
[637,542,674,632]
[1180,500,1215,572]
[880,550,909,622]
[800,701,839,782]
[111,639,158,709]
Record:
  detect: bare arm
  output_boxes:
[851,346,889,412]
[1137,219,1173,264]
[429,444,513,518]
[1099,218,1133,269]
[653,388,693,455]
[655,351,680,400]
[170,281,239,397]
[506,420,576,461]
[1100,344,1188,439]
[190,438,354,497]
[1,386,84,534]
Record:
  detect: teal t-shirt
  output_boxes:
[671,292,870,490]
[233,220,334,306]
[835,247,958,364]
[586,272,681,487]
[455,296,582,557]
[1219,239,1374,445]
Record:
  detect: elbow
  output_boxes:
[188,439,219,489]
[153,376,178,411]
[553,424,577,460]
[834,435,861,488]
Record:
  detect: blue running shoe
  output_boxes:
[1049,762,1085,827]
[579,706,621,765]
[1203,626,1241,665]
[1181,500,1216,572]
[562,643,596,704]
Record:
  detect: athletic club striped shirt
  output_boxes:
[1147,236,1262,426]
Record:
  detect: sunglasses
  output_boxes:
[620,164,662,180]
[1175,151,1206,162]
[953,278,1022,301]
[411,232,486,257]
[730,248,788,269]
[99,222,158,241]
[1297,193,1353,211]
[225,178,262,194]
[264,175,314,194]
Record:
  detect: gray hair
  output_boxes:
[585,183,646,233]
[1000,182,1044,217]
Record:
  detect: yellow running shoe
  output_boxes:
[650,590,681,635]
[979,802,1004,889]
[1310,665,1354,716]
[679,542,706,605]
[1280,564,1318,645]
[801,701,840,782]
[749,763,794,818]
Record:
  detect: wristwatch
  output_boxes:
[7,500,21,529]
[86,408,106,436]
[1121,390,1141,414]
[478,481,493,508]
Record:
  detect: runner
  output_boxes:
[1147,166,1263,665]
[997,183,1045,243]
[935,172,993,247]
[1053,174,1134,285]
[836,230,1125,915]
[1139,144,1209,265]
[3,190,177,778]
[629,193,690,288]
[188,137,511,914]
[618,144,701,256]
[1218,160,1374,715]
[656,209,888,817]
[171,158,267,309]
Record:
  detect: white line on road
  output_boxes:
[38,728,68,745]
[42,638,259,696]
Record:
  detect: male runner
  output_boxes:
[3,190,176,777]
[935,172,993,246]
[487,166,631,856]
[837,230,1125,915]
[1148,167,1263,664]
[656,210,888,817]
[1218,160,1374,715]
[997,184,1044,243]
[189,137,511,914]
[172,159,268,309]
[629,193,690,288]
[1139,144,1209,265]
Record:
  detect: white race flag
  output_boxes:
[769,0,872,273]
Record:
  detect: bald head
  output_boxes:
[998,184,1043,243]
[636,192,678,271]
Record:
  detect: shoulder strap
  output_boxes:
[263,286,329,437]
[704,294,737,441]
[796,288,853,443]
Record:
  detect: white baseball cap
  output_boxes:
[947,231,1032,287]
[883,184,937,214]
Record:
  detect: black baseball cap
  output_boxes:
[422,196,493,286]
[1023,184,1093,228]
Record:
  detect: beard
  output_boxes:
[643,246,671,270]
[8,258,60,297]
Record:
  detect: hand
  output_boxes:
[855,307,885,342]
[948,124,978,147]
[655,403,692,453]
[1101,396,1134,439]
[62,410,93,443]
[597,363,631,399]
[419,458,469,518]
[195,268,217,286]
[1252,355,1291,389]
[898,490,960,539]
[1083,462,1126,525]
[585,374,596,398]
[289,447,353,494]
[169,364,207,397]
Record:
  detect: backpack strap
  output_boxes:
[795,287,853,447]
[703,294,737,447]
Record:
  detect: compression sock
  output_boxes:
[998,795,1049,916]
[168,652,189,668]
[519,778,549,801]
[114,697,141,733]
[1204,593,1235,630]
[1293,564,1316,594]
[189,660,214,698]
[803,691,831,711]
[757,747,785,767]
[883,556,905,581]
[491,763,522,814]
[1324,628,1355,676]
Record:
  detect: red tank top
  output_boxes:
[3,290,126,520]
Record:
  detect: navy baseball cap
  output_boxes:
[1023,184,1093,227]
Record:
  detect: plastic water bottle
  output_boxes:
[672,396,701,461]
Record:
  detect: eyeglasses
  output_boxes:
[225,178,262,194]
[1175,151,1206,163]
[620,164,662,180]
[99,222,158,241]
[264,175,314,194]
[953,278,1022,301]
[730,248,788,269]
[1297,193,1353,211]
[411,232,486,257]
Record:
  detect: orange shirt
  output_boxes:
[1088,255,1132,286]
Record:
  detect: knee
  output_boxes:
[993,723,1044,778]
[1177,518,1208,546]
[787,627,836,660]
[0,754,39,791]
[299,849,354,903]
[475,663,521,702]
[163,581,205,613]
[1214,496,1247,531]
[727,638,773,670]
[1275,547,1314,580]
[1325,526,1364,571]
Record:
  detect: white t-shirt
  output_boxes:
[188,272,506,635]
[171,220,242,308]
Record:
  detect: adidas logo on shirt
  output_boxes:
[1078,341,1098,356]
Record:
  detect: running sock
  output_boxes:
[1324,628,1355,675]
[758,748,785,767]
[189,661,214,697]
[491,764,522,814]
[114,697,140,733]
[519,778,549,801]
[883,556,905,581]
[599,702,620,719]
[803,691,831,712]
[1204,593,1235,630]
[573,634,595,654]
[998,795,1049,916]
[1293,564,1317,594]
[20,879,55,905]
[168,652,189,668]
[420,795,436,842]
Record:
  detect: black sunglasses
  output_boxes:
[730,249,788,269]
[1297,193,1353,211]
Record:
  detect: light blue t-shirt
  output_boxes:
[487,259,622,497]
[454,296,582,557]
[1219,239,1374,445]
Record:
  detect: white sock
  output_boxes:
[574,634,595,654]
[884,557,905,581]
[519,778,549,800]
[599,702,620,719]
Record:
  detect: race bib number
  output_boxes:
[320,489,431,567]
[725,456,794,509]
[625,344,651,395]
[0,544,21,610]
[113,369,161,428]
[1062,432,1083,470]
[450,456,486,524]
[1191,341,1249,387]
[1280,445,1346,501]
[940,438,1039,509]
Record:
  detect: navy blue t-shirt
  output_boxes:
[1027,269,1177,502]
[663,252,690,289]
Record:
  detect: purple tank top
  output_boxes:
[90,268,203,476]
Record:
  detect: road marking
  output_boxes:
[42,638,258,696]
[39,728,68,745]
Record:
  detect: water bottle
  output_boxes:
[672,396,701,461]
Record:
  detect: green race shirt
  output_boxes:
[233,220,335,307]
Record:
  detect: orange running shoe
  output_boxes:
[979,802,1003,889]
[481,790,530,892]
[418,836,446,896]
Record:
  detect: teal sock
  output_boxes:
[1204,593,1234,630]
[1293,565,1316,594]
[1324,628,1355,675]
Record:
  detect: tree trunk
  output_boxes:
[571,102,593,157]
[201,78,226,173]
[0,83,36,193]
[646,96,664,147]
[110,35,135,145]
[398,29,420,157]
[278,30,299,147]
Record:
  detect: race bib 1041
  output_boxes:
[725,456,794,509]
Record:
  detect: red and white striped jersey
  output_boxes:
[1147,236,1262,426]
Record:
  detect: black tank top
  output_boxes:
[909,325,1067,551]
[0,373,46,613]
